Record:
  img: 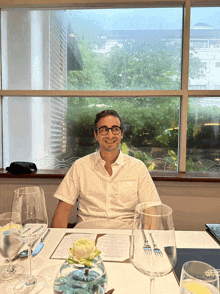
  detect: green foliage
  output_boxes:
[102,40,182,90]
[65,96,180,158]
[187,98,220,149]
[64,17,216,171]
[67,42,107,90]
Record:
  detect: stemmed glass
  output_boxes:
[10,186,48,293]
[180,261,219,294]
[130,203,177,294]
[0,212,24,280]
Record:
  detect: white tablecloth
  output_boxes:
[0,229,219,294]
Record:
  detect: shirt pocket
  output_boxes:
[118,181,138,208]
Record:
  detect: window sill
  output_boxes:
[1,169,220,182]
[0,169,67,178]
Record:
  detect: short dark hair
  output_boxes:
[94,109,124,132]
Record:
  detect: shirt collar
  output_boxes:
[94,149,125,166]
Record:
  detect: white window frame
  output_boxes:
[0,0,220,172]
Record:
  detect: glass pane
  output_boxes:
[3,97,180,171]
[66,97,180,171]
[187,97,220,172]
[3,97,68,169]
[189,7,220,90]
[2,8,182,90]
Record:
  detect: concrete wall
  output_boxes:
[0,178,219,230]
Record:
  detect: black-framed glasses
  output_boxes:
[97,126,122,135]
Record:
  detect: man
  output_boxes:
[51,109,161,229]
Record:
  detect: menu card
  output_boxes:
[50,233,130,262]
[96,234,130,262]
[51,233,97,259]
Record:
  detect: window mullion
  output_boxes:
[178,0,191,172]
[178,94,188,172]
[182,0,190,90]
[0,90,184,97]
[0,9,3,168]
[0,97,2,169]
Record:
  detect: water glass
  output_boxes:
[130,203,177,294]
[180,260,219,294]
[0,212,24,280]
[10,186,48,293]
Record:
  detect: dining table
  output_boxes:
[0,228,219,294]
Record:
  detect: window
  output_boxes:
[189,8,220,91]
[2,8,182,91]
[3,98,68,169]
[1,2,220,174]
[189,85,206,90]
[187,98,220,172]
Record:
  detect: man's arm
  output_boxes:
[51,200,73,228]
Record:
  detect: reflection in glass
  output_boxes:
[187,97,220,172]
[3,97,180,171]
[189,7,220,90]
[2,8,182,91]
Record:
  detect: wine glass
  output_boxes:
[180,260,219,294]
[10,186,48,293]
[0,212,24,280]
[130,203,177,294]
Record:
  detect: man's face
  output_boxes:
[94,115,123,153]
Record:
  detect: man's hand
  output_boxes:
[51,200,73,228]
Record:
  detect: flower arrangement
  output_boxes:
[67,238,101,267]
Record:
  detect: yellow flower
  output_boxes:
[0,223,21,232]
[68,238,101,267]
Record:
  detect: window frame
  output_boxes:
[0,0,220,174]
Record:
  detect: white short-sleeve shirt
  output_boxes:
[54,150,161,226]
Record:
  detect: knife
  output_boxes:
[32,229,50,257]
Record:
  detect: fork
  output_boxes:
[149,233,163,256]
[141,228,152,254]
[205,269,220,277]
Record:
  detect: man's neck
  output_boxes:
[100,148,120,165]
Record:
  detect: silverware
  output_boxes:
[10,233,40,261]
[32,225,43,234]
[205,269,220,277]
[32,229,50,257]
[149,233,163,256]
[141,229,152,254]
[23,227,31,234]
[10,248,33,262]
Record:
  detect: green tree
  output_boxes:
[67,11,107,90]
[67,41,107,90]
[65,15,203,165]
[102,40,182,90]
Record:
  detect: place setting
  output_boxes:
[129,201,220,294]
[0,186,49,294]
[129,202,177,294]
[1,187,220,294]
[0,186,114,294]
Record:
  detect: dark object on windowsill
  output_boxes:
[6,162,37,175]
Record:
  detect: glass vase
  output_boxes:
[54,255,107,294]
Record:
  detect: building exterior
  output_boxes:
[95,23,220,91]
